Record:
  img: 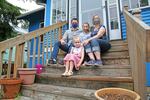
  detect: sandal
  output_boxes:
[61,72,68,77]
[67,71,73,76]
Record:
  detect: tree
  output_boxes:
[0,0,22,42]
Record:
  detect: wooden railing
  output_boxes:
[123,7,150,99]
[0,21,67,79]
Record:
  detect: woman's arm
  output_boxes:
[77,47,85,67]
[83,27,106,45]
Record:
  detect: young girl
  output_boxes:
[62,36,84,76]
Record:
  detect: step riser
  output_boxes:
[36,76,133,90]
[44,67,131,77]
[103,58,130,65]
[21,89,90,100]
[102,51,129,57]
[109,45,128,50]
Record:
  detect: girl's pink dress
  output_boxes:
[64,47,83,70]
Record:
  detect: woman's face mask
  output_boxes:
[93,18,100,25]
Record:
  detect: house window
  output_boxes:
[80,0,103,26]
[52,0,67,24]
[140,0,149,7]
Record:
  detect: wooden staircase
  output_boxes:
[20,40,133,100]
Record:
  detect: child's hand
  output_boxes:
[77,63,81,67]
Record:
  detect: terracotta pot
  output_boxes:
[0,78,22,99]
[18,68,36,85]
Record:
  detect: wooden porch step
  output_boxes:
[56,56,130,65]
[102,50,129,57]
[36,73,133,90]
[110,42,128,46]
[102,56,130,65]
[109,40,127,44]
[21,84,95,100]
[107,46,128,52]
[45,64,131,77]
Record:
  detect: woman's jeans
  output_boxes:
[51,41,72,60]
[84,39,111,53]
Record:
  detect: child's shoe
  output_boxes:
[67,71,73,76]
[61,72,68,77]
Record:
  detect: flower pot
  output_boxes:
[0,78,22,99]
[18,68,36,85]
[95,88,140,100]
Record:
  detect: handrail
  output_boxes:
[0,21,67,79]
[0,21,67,52]
[123,7,150,100]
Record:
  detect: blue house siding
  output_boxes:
[43,0,52,64]
[120,14,127,40]
[121,7,150,40]
[44,0,51,26]
[141,7,150,26]
[29,20,41,67]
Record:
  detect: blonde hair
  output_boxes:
[73,36,81,43]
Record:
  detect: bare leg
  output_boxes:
[65,60,70,72]
[94,51,101,60]
[69,61,74,72]
[68,61,74,76]
[62,60,70,76]
[88,52,95,60]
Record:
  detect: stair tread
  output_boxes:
[39,73,133,83]
[22,84,95,100]
[110,42,128,46]
[109,40,127,44]
[46,64,131,69]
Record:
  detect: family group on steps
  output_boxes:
[49,15,111,76]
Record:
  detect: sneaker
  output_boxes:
[94,60,103,66]
[58,58,64,65]
[84,60,95,65]
[48,58,57,64]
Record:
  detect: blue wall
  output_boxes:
[27,10,44,67]
[44,0,51,26]
[43,0,52,64]
[120,14,127,40]
[121,7,150,40]
[141,7,150,26]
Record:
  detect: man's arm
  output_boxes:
[60,31,68,45]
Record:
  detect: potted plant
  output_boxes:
[0,78,22,99]
[95,88,140,100]
[18,67,37,85]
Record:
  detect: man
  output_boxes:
[49,18,81,64]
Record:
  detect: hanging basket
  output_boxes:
[95,88,140,100]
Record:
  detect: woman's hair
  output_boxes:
[82,22,90,32]
[82,22,90,27]
[92,15,101,25]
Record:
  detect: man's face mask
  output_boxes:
[93,18,100,25]
[72,23,78,28]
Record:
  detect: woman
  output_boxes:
[83,15,111,65]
